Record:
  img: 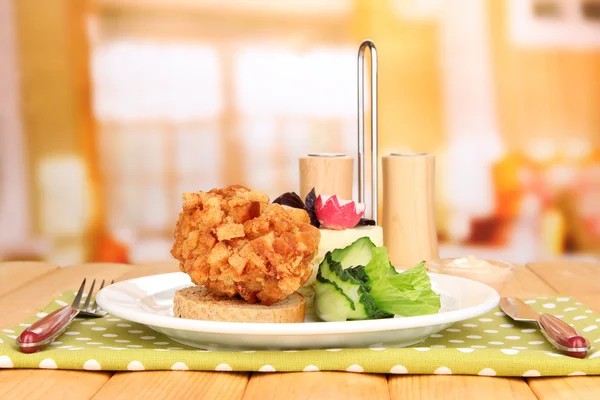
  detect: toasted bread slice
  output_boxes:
[173,286,306,323]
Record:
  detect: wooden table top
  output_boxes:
[1,260,599,400]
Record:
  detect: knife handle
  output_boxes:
[538,313,588,358]
[16,306,79,353]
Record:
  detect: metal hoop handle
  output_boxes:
[358,40,378,221]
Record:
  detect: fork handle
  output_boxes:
[538,313,588,358]
[17,306,79,353]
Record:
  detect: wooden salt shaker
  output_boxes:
[382,153,439,268]
[299,154,354,200]
[356,40,439,267]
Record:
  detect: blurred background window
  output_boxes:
[3,0,600,265]
[509,0,600,48]
[89,2,357,262]
[0,0,39,261]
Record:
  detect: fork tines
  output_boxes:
[72,278,113,313]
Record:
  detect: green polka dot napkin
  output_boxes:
[1,292,599,376]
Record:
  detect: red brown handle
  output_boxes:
[538,313,588,358]
[17,306,79,353]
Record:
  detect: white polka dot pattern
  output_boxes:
[434,367,452,375]
[478,368,496,376]
[84,360,101,370]
[127,361,145,371]
[1,292,599,378]
[346,364,364,373]
[171,362,189,371]
[0,356,13,368]
[390,365,408,374]
[457,348,474,353]
[39,359,58,369]
[303,365,319,372]
[215,363,233,371]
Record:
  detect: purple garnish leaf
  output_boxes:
[357,218,376,226]
[272,192,305,210]
[305,188,317,210]
[304,188,320,228]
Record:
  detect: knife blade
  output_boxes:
[499,297,540,321]
[500,297,589,359]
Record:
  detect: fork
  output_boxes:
[17,278,113,353]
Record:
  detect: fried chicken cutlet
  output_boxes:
[171,185,321,305]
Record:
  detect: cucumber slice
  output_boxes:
[330,237,376,269]
[317,252,392,321]
[319,254,366,319]
[314,276,354,322]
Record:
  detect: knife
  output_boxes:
[500,297,589,358]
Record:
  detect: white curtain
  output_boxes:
[0,0,30,249]
[439,0,505,241]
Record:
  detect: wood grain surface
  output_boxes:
[528,262,600,295]
[0,369,111,400]
[0,263,132,328]
[388,376,537,400]
[0,262,59,297]
[91,371,249,400]
[524,262,600,400]
[0,261,599,399]
[243,372,390,400]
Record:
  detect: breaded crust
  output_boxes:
[170,185,321,305]
[173,286,306,323]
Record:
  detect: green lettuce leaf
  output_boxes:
[364,247,441,316]
[315,238,441,320]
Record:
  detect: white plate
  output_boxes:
[96,272,499,350]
